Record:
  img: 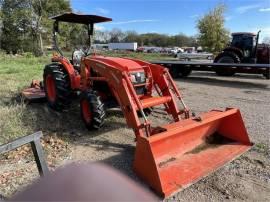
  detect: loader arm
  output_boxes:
[122,57,190,118]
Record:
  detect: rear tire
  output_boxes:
[43,63,72,111]
[179,67,192,77]
[263,69,270,79]
[169,65,179,78]
[214,51,240,76]
[80,90,106,130]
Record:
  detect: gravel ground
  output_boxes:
[0,71,269,201]
[169,72,270,201]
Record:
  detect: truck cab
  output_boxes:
[230,32,257,63]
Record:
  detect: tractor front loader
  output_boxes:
[83,56,252,197]
[22,13,252,197]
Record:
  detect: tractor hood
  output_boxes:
[90,56,145,72]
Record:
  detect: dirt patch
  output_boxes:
[185,133,234,154]
[158,157,177,168]
[243,90,258,94]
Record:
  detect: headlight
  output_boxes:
[130,72,146,84]
[130,74,137,83]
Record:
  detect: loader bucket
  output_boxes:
[133,108,252,197]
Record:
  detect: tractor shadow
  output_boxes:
[99,147,155,195]
[21,101,152,194]
[74,137,136,176]
[70,137,155,195]
[21,101,142,179]
[176,72,269,90]
[21,101,128,141]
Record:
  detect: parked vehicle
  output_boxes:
[177,51,213,61]
[152,60,269,79]
[214,31,270,78]
[136,47,144,52]
[170,47,184,57]
[108,42,137,51]
[92,44,109,50]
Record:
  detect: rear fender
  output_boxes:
[223,47,243,59]
[52,56,80,89]
[257,46,270,64]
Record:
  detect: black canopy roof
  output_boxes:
[51,12,112,24]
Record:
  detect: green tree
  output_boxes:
[170,34,197,47]
[109,28,125,43]
[0,0,71,55]
[29,0,71,55]
[197,4,230,53]
[123,31,140,43]
[0,0,32,54]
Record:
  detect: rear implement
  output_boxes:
[22,80,46,102]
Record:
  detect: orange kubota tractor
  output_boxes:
[23,13,252,197]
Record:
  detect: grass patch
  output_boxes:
[0,102,32,144]
[0,54,50,144]
[254,143,269,155]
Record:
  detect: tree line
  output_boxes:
[95,29,198,48]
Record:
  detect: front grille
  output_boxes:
[130,72,146,84]
[130,72,147,95]
[135,86,146,95]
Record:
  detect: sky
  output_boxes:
[71,0,270,40]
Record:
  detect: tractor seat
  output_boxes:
[72,49,85,69]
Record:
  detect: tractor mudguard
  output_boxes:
[51,57,81,89]
[133,108,252,197]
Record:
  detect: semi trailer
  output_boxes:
[151,60,270,79]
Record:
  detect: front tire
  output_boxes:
[80,91,106,130]
[214,51,240,76]
[43,64,72,111]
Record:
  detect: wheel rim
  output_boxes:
[46,75,56,102]
[81,100,92,123]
